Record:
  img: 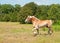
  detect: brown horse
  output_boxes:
[25,16,53,35]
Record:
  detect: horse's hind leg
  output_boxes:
[48,26,53,35]
[36,29,39,35]
[46,25,53,35]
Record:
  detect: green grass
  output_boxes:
[0,22,60,43]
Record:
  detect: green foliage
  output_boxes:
[0,2,60,24]
[19,2,37,23]
[0,4,14,14]
[15,4,21,12]
[0,4,21,22]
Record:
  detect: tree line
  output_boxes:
[0,2,60,24]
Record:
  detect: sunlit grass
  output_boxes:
[0,22,60,43]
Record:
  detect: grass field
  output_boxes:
[0,22,60,43]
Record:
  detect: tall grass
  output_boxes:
[0,22,60,43]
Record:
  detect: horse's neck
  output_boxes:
[31,17,39,23]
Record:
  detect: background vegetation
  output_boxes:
[0,2,60,24]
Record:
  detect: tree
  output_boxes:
[15,4,21,12]
[47,4,60,23]
[19,2,37,23]
[0,3,60,24]
[1,4,14,14]
[35,5,49,19]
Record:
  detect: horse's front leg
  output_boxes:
[32,28,36,33]
[32,27,39,36]
[48,27,53,35]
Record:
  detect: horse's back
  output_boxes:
[37,20,53,27]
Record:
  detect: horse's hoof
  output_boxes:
[33,34,37,37]
[48,33,52,35]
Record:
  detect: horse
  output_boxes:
[25,16,53,36]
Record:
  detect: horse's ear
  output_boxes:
[29,16,32,18]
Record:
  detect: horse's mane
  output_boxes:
[33,16,39,21]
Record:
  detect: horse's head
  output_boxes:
[25,16,34,23]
